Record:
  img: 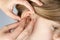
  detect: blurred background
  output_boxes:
[0,7,18,28]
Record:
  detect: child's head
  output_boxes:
[31,0,60,21]
[16,0,60,21]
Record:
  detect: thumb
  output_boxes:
[31,0,43,6]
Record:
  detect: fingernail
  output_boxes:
[39,3,43,6]
[18,18,21,21]
[16,17,21,21]
[18,17,21,20]
[31,10,35,14]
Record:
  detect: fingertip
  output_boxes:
[14,17,21,21]
[32,0,43,6]
[31,10,35,14]
[38,2,43,6]
[36,1,43,6]
[23,1,35,13]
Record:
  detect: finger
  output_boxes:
[2,7,20,21]
[0,22,20,33]
[21,10,37,20]
[16,19,36,40]
[31,0,43,6]
[17,1,35,13]
[10,17,27,39]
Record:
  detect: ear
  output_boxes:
[21,10,31,18]
[16,4,28,17]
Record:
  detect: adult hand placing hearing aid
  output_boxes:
[0,0,43,21]
[0,12,37,40]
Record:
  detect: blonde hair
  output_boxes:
[16,0,60,21]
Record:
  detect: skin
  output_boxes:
[28,14,60,40]
[0,13,37,40]
[20,10,53,40]
[21,10,60,40]
[53,28,60,40]
[16,0,60,39]
[0,0,60,40]
[0,0,43,21]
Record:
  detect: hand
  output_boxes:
[16,10,37,40]
[0,15,36,40]
[0,0,43,21]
